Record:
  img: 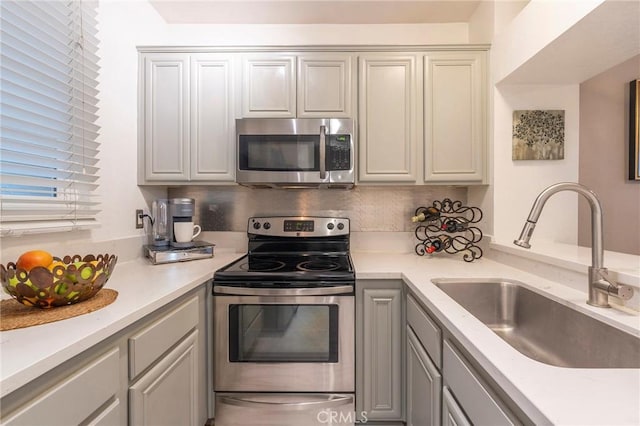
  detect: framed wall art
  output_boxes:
[630,79,639,181]
[512,110,565,160]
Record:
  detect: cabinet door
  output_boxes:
[424,51,486,183]
[190,54,235,181]
[141,53,190,181]
[442,386,472,426]
[129,330,199,426]
[359,54,420,183]
[362,288,403,420]
[406,326,442,426]
[297,54,354,118]
[242,55,296,117]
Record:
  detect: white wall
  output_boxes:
[491,0,605,84]
[95,0,170,244]
[492,84,580,245]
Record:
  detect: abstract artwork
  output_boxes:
[512,110,565,160]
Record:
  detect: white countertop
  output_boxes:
[0,251,240,398]
[354,252,640,426]
[1,247,639,425]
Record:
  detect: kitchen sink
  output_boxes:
[432,278,640,368]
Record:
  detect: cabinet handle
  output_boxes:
[319,125,327,180]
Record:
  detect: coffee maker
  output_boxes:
[168,198,196,248]
[144,197,215,264]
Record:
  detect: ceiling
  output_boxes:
[148,0,482,24]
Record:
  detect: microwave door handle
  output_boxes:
[319,125,327,180]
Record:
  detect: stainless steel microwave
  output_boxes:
[236,118,355,188]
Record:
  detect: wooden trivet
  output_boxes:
[0,288,118,331]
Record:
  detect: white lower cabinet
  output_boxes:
[1,348,121,426]
[406,326,441,426]
[0,286,207,426]
[356,280,404,423]
[87,399,123,426]
[405,290,523,426]
[129,330,199,426]
[442,386,471,426]
[442,339,518,425]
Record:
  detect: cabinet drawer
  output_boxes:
[129,295,199,379]
[87,398,122,426]
[443,340,516,426]
[3,348,120,426]
[407,293,441,368]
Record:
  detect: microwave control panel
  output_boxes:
[327,135,351,170]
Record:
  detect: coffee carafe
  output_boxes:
[151,199,169,247]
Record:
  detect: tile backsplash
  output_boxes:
[168,186,467,232]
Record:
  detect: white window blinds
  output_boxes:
[0,0,101,236]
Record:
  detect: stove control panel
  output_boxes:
[248,216,349,237]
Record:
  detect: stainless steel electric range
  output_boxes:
[213,216,355,426]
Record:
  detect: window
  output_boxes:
[0,0,101,235]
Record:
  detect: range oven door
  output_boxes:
[214,285,355,392]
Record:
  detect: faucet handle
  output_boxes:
[611,284,634,301]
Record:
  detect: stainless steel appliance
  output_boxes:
[168,197,196,248]
[236,118,355,188]
[143,197,215,264]
[213,216,355,426]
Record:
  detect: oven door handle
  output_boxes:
[214,285,353,296]
[218,394,353,411]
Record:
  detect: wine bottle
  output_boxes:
[411,206,440,223]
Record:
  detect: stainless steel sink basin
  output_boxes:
[432,278,640,368]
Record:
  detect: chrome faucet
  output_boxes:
[514,182,634,308]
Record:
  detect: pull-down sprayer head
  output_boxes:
[513,221,536,248]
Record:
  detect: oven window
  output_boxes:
[228,304,338,362]
[239,135,319,171]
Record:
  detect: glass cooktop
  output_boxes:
[214,253,355,283]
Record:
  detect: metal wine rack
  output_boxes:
[413,198,483,262]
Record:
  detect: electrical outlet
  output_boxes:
[136,209,144,229]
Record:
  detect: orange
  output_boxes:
[16,250,54,271]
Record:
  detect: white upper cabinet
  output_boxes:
[358,49,487,185]
[242,53,355,118]
[242,55,297,117]
[138,47,487,186]
[297,54,354,118]
[139,52,235,184]
[424,51,486,183]
[141,53,190,182]
[190,54,235,181]
[358,54,420,183]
